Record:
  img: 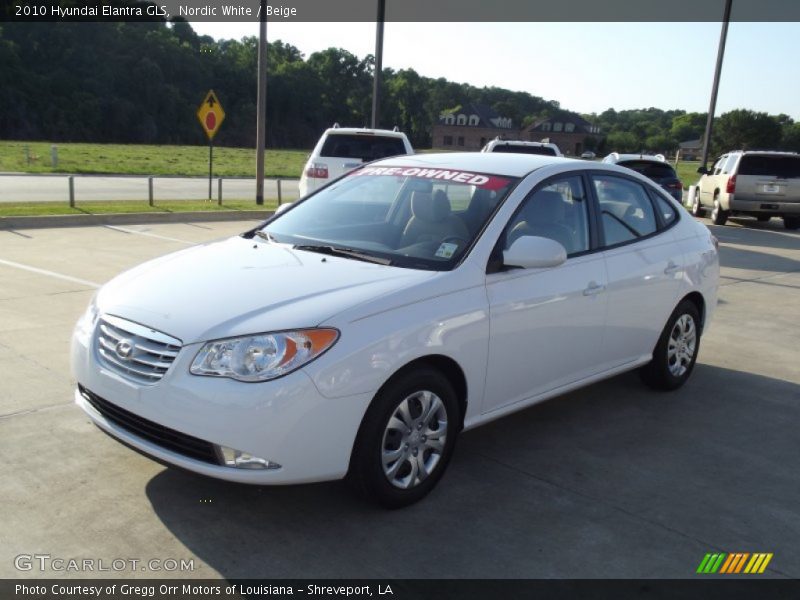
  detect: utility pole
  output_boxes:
[371,0,385,129]
[700,0,733,171]
[255,0,267,205]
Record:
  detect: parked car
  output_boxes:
[481,137,563,157]
[298,125,413,197]
[602,153,683,202]
[580,151,597,159]
[692,150,800,229]
[72,153,719,508]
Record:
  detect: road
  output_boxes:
[0,174,300,203]
[0,215,798,579]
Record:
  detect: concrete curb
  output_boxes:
[0,210,274,230]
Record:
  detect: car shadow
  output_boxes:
[717,244,800,275]
[705,219,800,251]
[145,365,800,579]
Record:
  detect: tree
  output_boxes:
[713,110,783,153]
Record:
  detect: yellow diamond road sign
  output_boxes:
[197,90,225,140]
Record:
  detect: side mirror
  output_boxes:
[696,166,708,175]
[273,202,293,216]
[503,236,567,269]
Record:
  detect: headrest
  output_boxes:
[527,190,565,224]
[411,190,451,222]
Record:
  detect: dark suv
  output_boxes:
[602,153,683,202]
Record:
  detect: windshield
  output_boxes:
[618,160,678,180]
[263,165,517,270]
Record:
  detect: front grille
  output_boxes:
[79,385,220,465]
[95,315,181,384]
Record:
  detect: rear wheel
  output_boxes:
[711,195,728,226]
[349,367,460,508]
[640,300,701,391]
[784,217,800,230]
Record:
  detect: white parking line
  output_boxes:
[104,225,195,245]
[0,258,101,288]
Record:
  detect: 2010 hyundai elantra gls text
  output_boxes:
[72,153,719,507]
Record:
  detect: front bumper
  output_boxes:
[72,328,373,485]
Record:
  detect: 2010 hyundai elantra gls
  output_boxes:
[72,153,719,507]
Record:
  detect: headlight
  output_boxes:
[74,295,99,344]
[190,328,339,382]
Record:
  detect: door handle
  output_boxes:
[664,261,681,275]
[583,281,605,296]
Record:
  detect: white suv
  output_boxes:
[693,150,800,229]
[481,138,563,157]
[298,126,414,197]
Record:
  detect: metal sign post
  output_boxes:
[196,90,226,200]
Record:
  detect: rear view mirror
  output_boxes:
[274,202,293,215]
[696,166,708,175]
[503,236,567,269]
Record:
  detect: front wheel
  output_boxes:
[640,300,701,391]
[690,192,705,217]
[348,367,460,508]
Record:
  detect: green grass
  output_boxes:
[675,160,703,190]
[0,141,308,178]
[0,200,279,217]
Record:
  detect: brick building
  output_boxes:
[431,103,515,151]
[520,114,603,157]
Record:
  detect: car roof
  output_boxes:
[374,151,578,178]
[730,150,800,156]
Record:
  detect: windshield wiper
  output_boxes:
[254,230,277,242]
[294,244,392,265]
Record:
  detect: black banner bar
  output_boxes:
[3,0,800,23]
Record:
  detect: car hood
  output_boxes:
[96,236,436,344]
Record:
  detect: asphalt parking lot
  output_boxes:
[1,215,798,579]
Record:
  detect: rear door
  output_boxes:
[592,174,685,367]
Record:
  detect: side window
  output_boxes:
[653,193,678,228]
[723,154,738,174]
[593,175,658,247]
[503,176,590,256]
[712,156,726,176]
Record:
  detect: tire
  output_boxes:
[348,367,460,508]
[784,217,800,230]
[710,196,728,226]
[756,215,771,223]
[640,300,701,391]
[690,193,705,217]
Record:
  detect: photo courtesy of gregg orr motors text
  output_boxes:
[14,554,195,573]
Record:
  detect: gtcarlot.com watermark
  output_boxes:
[14,554,195,573]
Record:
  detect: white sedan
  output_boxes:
[72,153,719,507]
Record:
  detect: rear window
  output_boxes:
[618,160,678,179]
[491,144,557,156]
[738,155,800,178]
[320,134,406,161]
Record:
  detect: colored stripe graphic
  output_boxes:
[699,552,773,574]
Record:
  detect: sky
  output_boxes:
[189,21,800,120]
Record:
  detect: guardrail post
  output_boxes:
[218,178,223,206]
[148,177,154,207]
[68,176,75,208]
[277,179,282,206]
